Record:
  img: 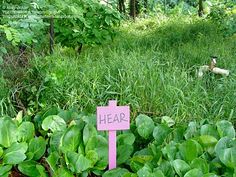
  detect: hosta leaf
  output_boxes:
[0,165,12,176]
[86,150,99,166]
[86,135,108,165]
[46,151,59,174]
[215,137,236,168]
[179,139,202,162]
[117,144,133,165]
[200,124,219,139]
[17,122,35,142]
[153,124,171,145]
[216,120,235,139]
[28,137,46,160]
[3,142,28,165]
[0,118,18,148]
[135,114,155,139]
[172,159,191,177]
[18,160,41,177]
[60,125,82,153]
[190,158,209,174]
[83,124,97,145]
[55,167,74,177]
[184,121,199,139]
[117,133,135,146]
[42,115,66,132]
[102,168,129,177]
[184,168,203,177]
[198,135,218,148]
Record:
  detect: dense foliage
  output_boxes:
[0,110,236,176]
[0,0,236,176]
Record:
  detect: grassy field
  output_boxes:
[2,15,236,123]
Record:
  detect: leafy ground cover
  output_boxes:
[0,108,236,176]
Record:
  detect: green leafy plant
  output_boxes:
[1,110,236,176]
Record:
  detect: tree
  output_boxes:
[198,0,204,17]
[118,0,126,14]
[130,0,136,19]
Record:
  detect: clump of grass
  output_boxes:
[6,15,236,123]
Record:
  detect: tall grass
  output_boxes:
[11,16,236,123]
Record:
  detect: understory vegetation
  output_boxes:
[0,0,236,176]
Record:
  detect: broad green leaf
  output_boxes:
[215,137,236,168]
[3,142,28,165]
[190,158,209,174]
[42,115,66,132]
[86,150,98,166]
[46,151,59,174]
[0,118,18,147]
[66,152,92,173]
[117,144,133,165]
[153,169,165,177]
[162,141,177,161]
[179,139,202,162]
[18,160,40,177]
[132,148,153,164]
[135,114,155,139]
[161,116,175,127]
[184,168,203,177]
[55,167,74,177]
[198,135,218,148]
[117,133,135,146]
[60,125,82,153]
[200,124,219,139]
[216,120,235,139]
[153,124,171,145]
[173,126,186,142]
[172,159,191,177]
[137,164,152,177]
[158,160,175,177]
[184,122,199,139]
[75,154,92,173]
[86,135,108,164]
[17,122,35,142]
[83,124,97,145]
[102,168,129,177]
[36,164,48,177]
[49,131,63,153]
[0,165,12,176]
[28,137,47,160]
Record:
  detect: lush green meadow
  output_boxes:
[3,15,235,123]
[1,1,236,176]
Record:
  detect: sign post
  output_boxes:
[97,100,130,170]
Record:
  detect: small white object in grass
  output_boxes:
[197,65,230,77]
[212,67,230,76]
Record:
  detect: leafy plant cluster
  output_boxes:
[0,0,120,56]
[0,108,236,177]
[207,1,236,36]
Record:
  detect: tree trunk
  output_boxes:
[77,43,83,55]
[118,0,126,14]
[143,0,147,13]
[49,17,54,54]
[198,0,204,17]
[130,0,136,20]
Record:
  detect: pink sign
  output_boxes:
[96,100,130,170]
